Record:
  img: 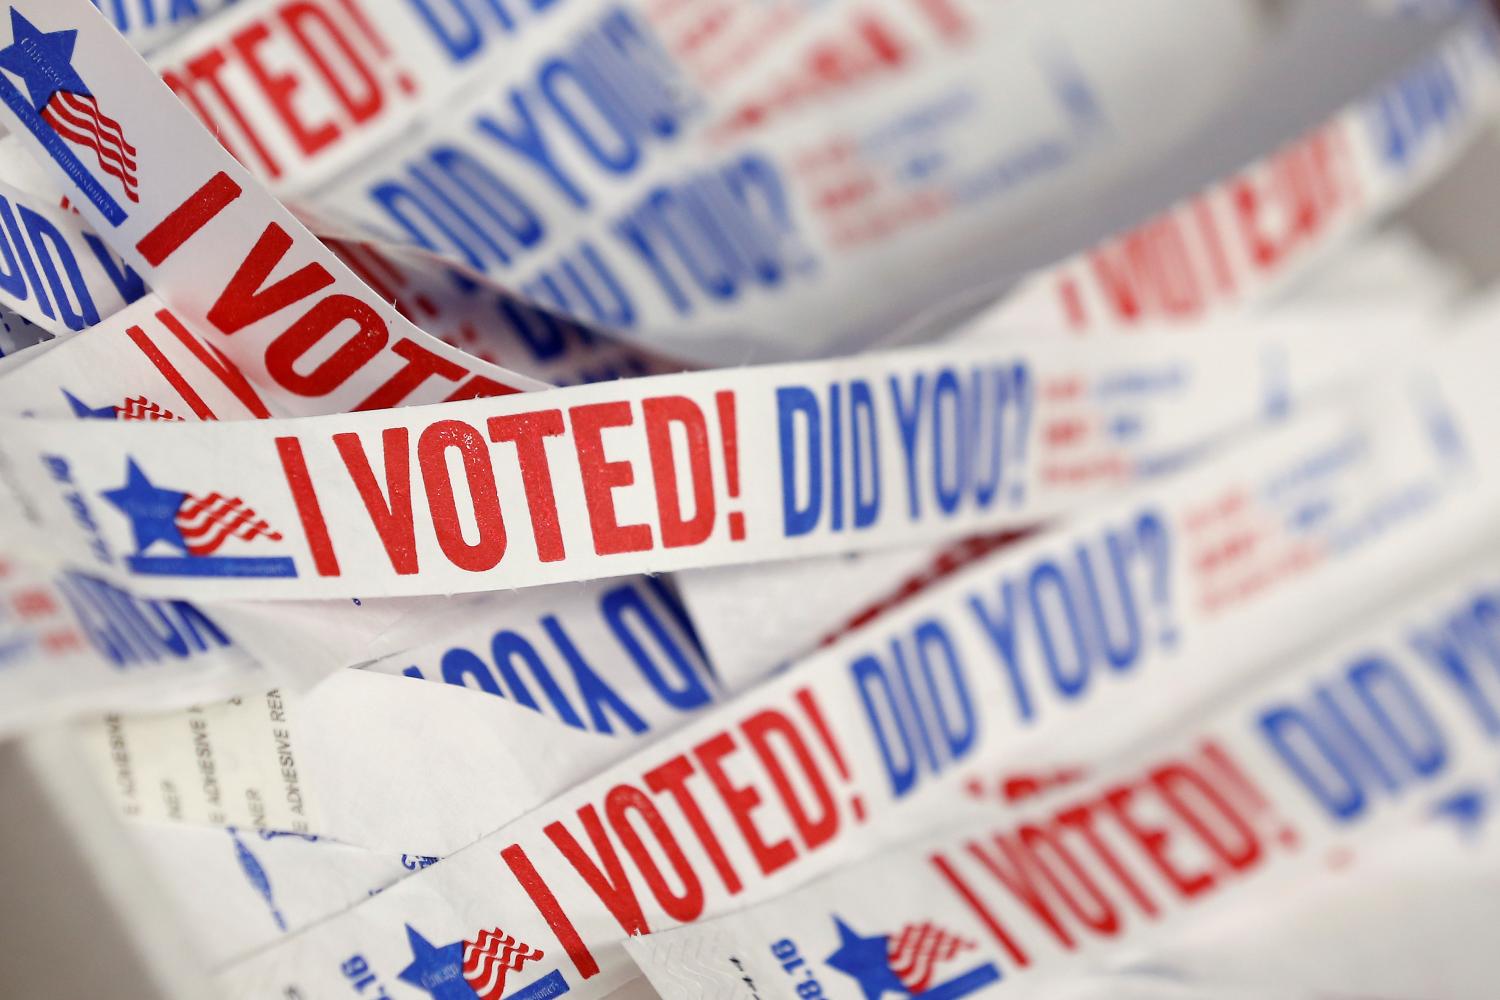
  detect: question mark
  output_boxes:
[1008,362,1034,507]
[1135,510,1177,649]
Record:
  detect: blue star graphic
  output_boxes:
[824,916,907,1000]
[100,459,188,554]
[62,390,117,420]
[398,925,475,1000]
[0,10,90,112]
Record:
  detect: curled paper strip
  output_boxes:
[626,554,1500,997]
[987,14,1500,334]
[216,333,1500,993]
[0,4,1490,998]
[0,176,144,337]
[0,330,1394,600]
[148,0,1280,361]
[0,0,544,417]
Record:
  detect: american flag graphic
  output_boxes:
[117,396,182,422]
[175,493,283,556]
[461,928,544,1000]
[887,921,975,994]
[41,89,138,203]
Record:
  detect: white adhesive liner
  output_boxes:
[214,331,1500,994]
[129,821,419,969]
[625,554,1500,997]
[79,673,629,852]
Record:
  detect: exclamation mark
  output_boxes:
[716,390,746,541]
[1057,275,1087,330]
[795,687,865,822]
[1200,739,1299,849]
[334,0,417,96]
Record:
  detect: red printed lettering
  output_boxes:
[335,428,418,574]
[643,395,715,549]
[571,402,651,555]
[207,223,333,334]
[694,731,796,876]
[488,411,567,563]
[417,420,506,572]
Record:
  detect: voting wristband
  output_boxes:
[0,328,1396,601]
[212,332,1500,996]
[43,320,1396,845]
[278,0,1276,363]
[624,554,1500,998]
[0,0,545,421]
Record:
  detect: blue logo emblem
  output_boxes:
[824,915,1001,999]
[100,458,296,577]
[0,9,138,225]
[63,389,183,421]
[400,924,568,1000]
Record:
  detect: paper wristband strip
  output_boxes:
[666,19,1500,690]
[145,0,870,193]
[0,0,544,419]
[78,330,1480,855]
[269,8,1493,367]
[296,10,1490,365]
[0,4,1478,403]
[0,518,419,739]
[8,3,1456,407]
[624,557,1500,998]
[292,0,1268,363]
[0,287,710,739]
[0,330,1381,600]
[47,316,1406,846]
[0,545,270,736]
[96,0,237,57]
[987,14,1500,333]
[212,335,1500,993]
[0,176,145,337]
[77,577,722,849]
[36,319,1381,845]
[0,310,1367,742]
[145,0,1252,198]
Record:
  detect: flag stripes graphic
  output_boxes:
[41,90,138,202]
[887,921,974,993]
[117,396,182,422]
[462,928,544,1000]
[175,492,282,556]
